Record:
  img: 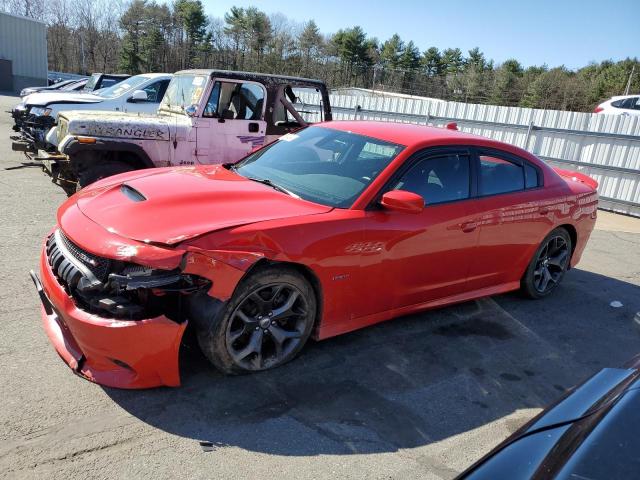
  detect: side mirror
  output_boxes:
[128,90,148,103]
[380,190,424,214]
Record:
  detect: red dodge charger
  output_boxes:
[32,121,599,388]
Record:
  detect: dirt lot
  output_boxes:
[1,92,639,479]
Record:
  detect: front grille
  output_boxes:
[57,118,68,142]
[47,230,112,290]
[58,230,112,281]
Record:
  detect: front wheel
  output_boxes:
[196,266,317,375]
[76,160,135,188]
[521,227,572,299]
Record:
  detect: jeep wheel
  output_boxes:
[77,160,135,188]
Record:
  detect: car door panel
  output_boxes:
[466,149,554,291]
[359,201,479,317]
[196,79,267,164]
[355,150,479,317]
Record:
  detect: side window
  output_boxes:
[394,154,471,205]
[142,80,170,103]
[524,163,540,189]
[204,81,265,119]
[203,82,221,117]
[634,98,640,111]
[618,97,638,109]
[479,154,525,196]
[99,79,118,89]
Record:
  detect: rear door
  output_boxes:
[195,79,267,164]
[356,148,479,317]
[465,148,552,291]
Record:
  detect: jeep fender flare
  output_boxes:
[62,139,155,169]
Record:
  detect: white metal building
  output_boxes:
[0,12,47,92]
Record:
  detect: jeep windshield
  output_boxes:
[97,76,150,99]
[159,74,208,114]
[232,126,404,208]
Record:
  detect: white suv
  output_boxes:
[12,73,173,153]
[594,95,640,116]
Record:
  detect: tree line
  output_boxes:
[3,0,639,112]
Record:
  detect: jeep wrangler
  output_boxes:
[42,69,332,195]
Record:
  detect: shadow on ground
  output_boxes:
[105,268,640,456]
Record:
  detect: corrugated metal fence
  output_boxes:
[299,91,640,216]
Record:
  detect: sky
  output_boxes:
[198,0,639,70]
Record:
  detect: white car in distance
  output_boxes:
[594,95,640,116]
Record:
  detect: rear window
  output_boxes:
[612,98,638,109]
[479,155,524,196]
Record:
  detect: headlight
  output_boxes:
[30,107,52,117]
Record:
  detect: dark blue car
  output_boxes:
[458,356,640,479]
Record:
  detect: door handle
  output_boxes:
[248,122,259,133]
[460,221,477,233]
[539,207,550,215]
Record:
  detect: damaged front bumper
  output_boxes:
[34,237,188,389]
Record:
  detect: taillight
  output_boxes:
[594,106,604,113]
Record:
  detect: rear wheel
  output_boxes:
[521,228,572,299]
[196,266,317,375]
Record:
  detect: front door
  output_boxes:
[356,150,479,317]
[195,79,267,164]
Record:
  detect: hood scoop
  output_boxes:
[120,183,146,202]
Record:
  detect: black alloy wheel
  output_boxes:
[197,267,317,374]
[522,227,572,299]
[226,283,310,370]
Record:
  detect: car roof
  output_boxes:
[610,94,639,100]
[136,73,172,79]
[175,69,327,87]
[318,120,502,148]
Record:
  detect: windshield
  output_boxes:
[97,76,150,99]
[83,73,100,91]
[61,80,85,91]
[160,74,208,113]
[233,126,404,208]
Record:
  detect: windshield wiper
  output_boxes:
[246,176,299,198]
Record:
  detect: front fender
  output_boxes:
[181,249,265,301]
[61,138,155,168]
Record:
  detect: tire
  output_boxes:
[521,227,572,299]
[76,160,135,188]
[196,266,317,375]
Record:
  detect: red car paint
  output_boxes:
[37,121,598,388]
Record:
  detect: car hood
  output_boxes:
[73,166,332,245]
[25,91,103,107]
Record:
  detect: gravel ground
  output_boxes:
[1,92,639,479]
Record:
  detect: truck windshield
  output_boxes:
[97,76,150,99]
[83,73,101,91]
[233,126,404,208]
[160,74,208,113]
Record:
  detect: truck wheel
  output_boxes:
[77,161,135,188]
